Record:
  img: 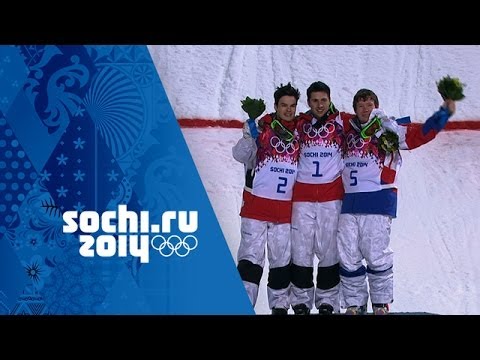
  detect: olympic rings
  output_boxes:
[150,234,198,257]
[303,122,335,139]
[270,136,299,155]
[347,133,369,150]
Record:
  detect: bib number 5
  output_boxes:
[350,170,358,186]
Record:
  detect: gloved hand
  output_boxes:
[442,99,456,116]
[369,108,388,122]
[370,110,400,152]
[241,97,266,120]
[243,118,260,140]
[369,109,400,135]
[381,117,400,135]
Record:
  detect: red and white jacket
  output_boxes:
[293,111,353,203]
[232,113,299,223]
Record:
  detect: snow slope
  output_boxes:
[149,45,480,122]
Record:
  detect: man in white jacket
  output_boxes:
[232,83,300,314]
[290,81,345,315]
[337,88,456,315]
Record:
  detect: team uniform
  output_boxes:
[337,106,453,312]
[290,110,351,313]
[232,113,299,311]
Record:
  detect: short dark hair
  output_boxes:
[353,89,379,111]
[307,81,330,101]
[274,82,300,105]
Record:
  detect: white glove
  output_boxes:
[369,108,388,122]
[369,109,400,135]
[382,118,400,134]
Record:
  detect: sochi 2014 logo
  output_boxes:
[63,205,198,263]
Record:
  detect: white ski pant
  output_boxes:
[337,213,394,308]
[290,200,341,312]
[237,217,291,310]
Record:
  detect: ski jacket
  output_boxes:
[340,106,453,217]
[232,113,300,223]
[293,110,352,203]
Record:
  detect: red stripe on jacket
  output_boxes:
[240,190,293,224]
[292,176,344,202]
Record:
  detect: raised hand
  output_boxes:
[443,99,456,115]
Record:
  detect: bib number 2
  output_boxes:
[277,177,287,193]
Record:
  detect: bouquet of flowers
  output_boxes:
[241,97,266,119]
[437,76,466,101]
[378,130,399,153]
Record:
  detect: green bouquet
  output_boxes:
[437,76,466,101]
[378,130,399,153]
[241,97,266,119]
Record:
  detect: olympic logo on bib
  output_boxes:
[270,136,299,154]
[151,234,198,257]
[347,133,369,150]
[303,122,335,139]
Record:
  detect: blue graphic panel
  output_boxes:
[0,45,28,115]
[0,237,28,313]
[0,45,253,315]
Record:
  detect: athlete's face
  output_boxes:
[274,95,297,122]
[307,91,330,119]
[355,98,378,123]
